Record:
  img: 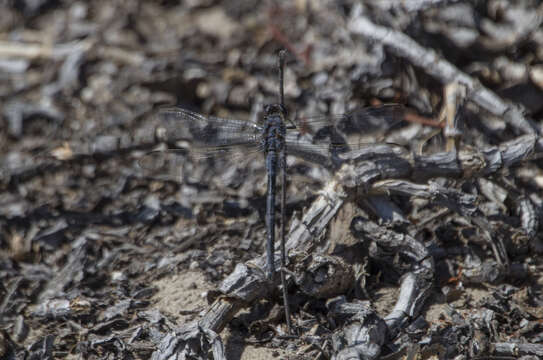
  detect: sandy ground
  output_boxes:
[152,269,496,359]
[153,270,290,359]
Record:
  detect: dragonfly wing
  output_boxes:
[136,148,186,181]
[339,104,405,133]
[157,107,263,152]
[284,131,336,166]
[285,132,405,166]
[138,107,265,182]
[294,104,405,139]
[186,142,264,160]
[285,105,407,166]
[136,145,265,182]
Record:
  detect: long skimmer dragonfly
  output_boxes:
[141,51,405,333]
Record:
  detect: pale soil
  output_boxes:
[153,270,290,359]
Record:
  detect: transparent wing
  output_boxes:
[283,131,406,166]
[156,107,263,154]
[138,107,265,181]
[185,142,265,160]
[139,104,408,178]
[294,104,405,136]
[136,149,187,182]
[136,145,265,182]
[285,105,407,164]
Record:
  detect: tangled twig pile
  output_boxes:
[1,1,543,359]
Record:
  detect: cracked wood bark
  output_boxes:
[350,218,434,338]
[340,135,537,265]
[151,325,226,360]
[337,134,541,184]
[331,304,387,360]
[348,7,539,135]
[494,178,540,240]
[491,342,543,357]
[374,0,459,12]
[367,177,509,266]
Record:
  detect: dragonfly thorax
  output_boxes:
[262,104,287,153]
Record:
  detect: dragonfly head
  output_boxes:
[264,103,287,118]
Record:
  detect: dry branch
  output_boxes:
[348,7,539,135]
[491,342,543,357]
[156,133,543,358]
[157,150,438,358]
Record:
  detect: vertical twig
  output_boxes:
[278,49,292,334]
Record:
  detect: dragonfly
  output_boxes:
[141,51,406,333]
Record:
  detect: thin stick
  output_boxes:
[278,49,292,334]
[278,49,286,107]
[280,152,292,334]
